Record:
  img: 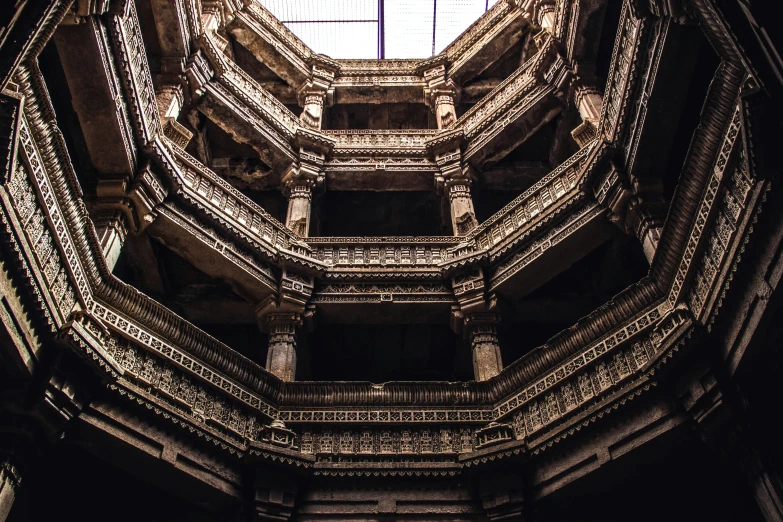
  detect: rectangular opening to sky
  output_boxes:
[256,0,498,59]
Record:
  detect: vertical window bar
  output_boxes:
[431,0,437,56]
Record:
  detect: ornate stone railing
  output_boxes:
[443,0,524,77]
[242,1,312,65]
[449,142,598,263]
[324,130,438,155]
[333,59,425,89]
[306,236,459,271]
[200,32,300,138]
[455,52,539,137]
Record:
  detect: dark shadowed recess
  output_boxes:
[497,233,650,366]
[311,190,447,236]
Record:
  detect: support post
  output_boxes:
[435,146,478,236]
[256,270,314,382]
[451,269,504,381]
[0,459,21,522]
[571,86,604,147]
[424,63,460,129]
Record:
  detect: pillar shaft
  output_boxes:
[571,87,603,147]
[433,93,458,129]
[470,323,503,381]
[300,93,325,130]
[285,184,313,237]
[449,183,478,235]
[266,319,298,382]
[0,460,20,522]
[92,208,127,271]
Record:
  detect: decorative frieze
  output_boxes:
[600,0,646,144]
[307,238,457,269]
[109,0,163,146]
[103,331,267,444]
[467,142,593,258]
[297,426,477,456]
[688,126,759,322]
[89,300,278,419]
[669,104,742,307]
[325,130,437,154]
[312,283,454,304]
[493,301,676,421]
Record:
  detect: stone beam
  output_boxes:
[148,0,190,74]
[148,204,278,303]
[332,59,425,105]
[54,17,137,178]
[228,5,311,89]
[489,201,617,298]
[198,81,296,171]
[445,0,530,85]
[464,89,563,169]
[74,403,245,509]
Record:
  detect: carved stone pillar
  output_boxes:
[89,165,167,269]
[424,63,460,129]
[264,313,299,382]
[571,86,603,147]
[626,197,665,263]
[451,268,504,381]
[534,0,557,33]
[0,459,21,522]
[467,317,503,382]
[298,91,327,130]
[282,154,322,237]
[283,180,314,238]
[298,57,336,130]
[448,182,478,236]
[256,270,314,381]
[436,149,478,236]
[156,84,193,149]
[92,208,128,271]
[595,162,665,264]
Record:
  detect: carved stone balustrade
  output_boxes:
[333,59,426,104]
